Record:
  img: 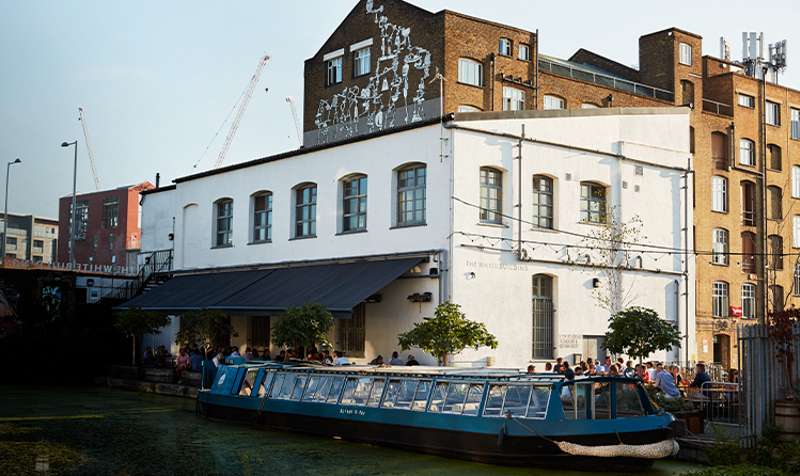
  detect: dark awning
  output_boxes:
[115,257,423,318]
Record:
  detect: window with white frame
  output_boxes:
[353,48,370,77]
[792,109,800,140]
[458,58,483,87]
[543,95,564,110]
[712,228,728,265]
[102,196,120,229]
[342,175,367,233]
[679,43,692,65]
[252,192,272,242]
[793,166,800,198]
[739,138,755,166]
[741,284,756,319]
[580,182,606,223]
[502,87,525,111]
[397,165,426,226]
[327,57,342,85]
[479,167,502,223]
[532,274,554,360]
[738,94,755,108]
[712,281,729,318]
[499,38,511,56]
[712,176,728,212]
[518,44,530,61]
[295,184,317,238]
[215,199,233,247]
[795,216,800,248]
[532,175,553,229]
[766,101,780,126]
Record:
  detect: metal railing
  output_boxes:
[538,58,675,102]
[698,381,741,430]
[703,98,734,116]
[104,249,173,301]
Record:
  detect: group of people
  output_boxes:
[367,351,419,366]
[141,345,172,366]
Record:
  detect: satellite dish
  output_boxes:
[624,367,637,379]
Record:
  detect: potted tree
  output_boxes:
[114,306,170,366]
[767,307,800,442]
[270,302,334,358]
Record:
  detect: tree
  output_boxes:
[397,301,498,366]
[601,306,682,365]
[174,308,238,358]
[579,207,647,315]
[767,306,799,396]
[270,302,334,354]
[114,307,171,365]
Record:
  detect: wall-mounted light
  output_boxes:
[592,278,601,288]
[429,267,438,276]
[86,279,94,287]
[363,294,381,303]
[467,272,476,280]
[168,233,174,241]
[407,292,433,303]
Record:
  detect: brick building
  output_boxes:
[58,182,153,270]
[304,0,800,371]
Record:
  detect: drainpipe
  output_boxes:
[684,158,692,367]
[517,125,524,259]
[490,54,496,111]
[758,67,768,324]
[534,29,539,110]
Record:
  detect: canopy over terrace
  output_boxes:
[115,257,424,318]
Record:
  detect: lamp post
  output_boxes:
[62,141,78,268]
[2,158,22,262]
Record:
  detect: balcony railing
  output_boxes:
[703,98,733,116]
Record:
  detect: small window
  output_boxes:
[711,176,728,213]
[542,95,564,110]
[499,38,511,56]
[518,44,530,61]
[679,43,692,66]
[742,284,756,319]
[680,80,693,106]
[503,87,525,111]
[397,165,426,226]
[458,59,483,87]
[354,48,370,77]
[457,105,482,113]
[327,57,342,86]
[739,139,755,166]
[252,192,272,242]
[792,109,800,140]
[712,281,729,318]
[768,186,782,220]
[738,94,755,108]
[581,103,598,109]
[766,101,780,126]
[295,184,317,238]
[215,199,233,247]
[580,182,606,223]
[712,228,728,265]
[342,175,367,233]
[480,168,502,223]
[741,181,756,226]
[109,233,113,250]
[768,144,782,171]
[532,175,553,229]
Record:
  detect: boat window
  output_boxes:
[326,377,346,404]
[258,372,275,397]
[277,374,298,399]
[411,380,432,411]
[394,380,419,410]
[443,383,469,413]
[483,384,506,417]
[215,370,227,389]
[381,380,402,409]
[312,377,332,402]
[302,375,322,401]
[291,375,308,400]
[269,373,285,398]
[427,382,449,413]
[462,384,484,416]
[502,384,532,417]
[366,378,385,407]
[615,382,646,418]
[341,377,372,406]
[563,382,590,420]
[594,382,612,419]
[526,385,551,419]
[237,369,260,396]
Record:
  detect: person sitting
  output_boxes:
[274,350,286,362]
[561,369,576,404]
[244,348,254,361]
[545,362,552,372]
[333,351,350,366]
[689,363,712,397]
[406,355,420,366]
[154,345,169,365]
[388,351,403,366]
[142,346,154,365]
[369,355,384,365]
[189,349,203,372]
[175,347,192,383]
[553,357,564,374]
[653,364,681,398]
[527,364,536,374]
[230,346,241,357]
[322,350,333,363]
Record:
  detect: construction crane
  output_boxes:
[286,97,303,148]
[214,54,270,169]
[78,107,101,190]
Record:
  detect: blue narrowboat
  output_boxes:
[197,360,681,472]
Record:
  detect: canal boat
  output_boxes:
[196,360,680,472]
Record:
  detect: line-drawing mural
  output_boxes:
[314,0,432,144]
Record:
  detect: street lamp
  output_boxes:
[2,158,22,262]
[62,141,78,268]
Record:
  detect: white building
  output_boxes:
[128,107,695,368]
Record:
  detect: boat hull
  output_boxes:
[197,397,668,472]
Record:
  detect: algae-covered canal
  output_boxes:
[0,386,705,476]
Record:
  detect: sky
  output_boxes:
[2,0,799,219]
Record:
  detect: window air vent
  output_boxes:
[622,181,628,189]
[635,185,641,192]
[565,173,572,181]
[635,165,644,176]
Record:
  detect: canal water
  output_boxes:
[0,386,704,476]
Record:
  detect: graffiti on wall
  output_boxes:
[42,285,62,318]
[0,286,20,338]
[314,0,432,144]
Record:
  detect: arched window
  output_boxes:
[712,281,729,317]
[741,283,756,319]
[532,175,553,229]
[342,175,368,232]
[214,198,233,247]
[542,95,564,110]
[739,138,755,166]
[768,185,782,220]
[712,228,728,265]
[532,275,554,360]
[712,176,727,212]
[295,183,317,238]
[741,231,755,273]
[741,180,755,225]
[480,167,502,223]
[252,192,272,243]
[768,144,782,170]
[458,58,483,87]
[397,164,426,226]
[580,182,606,223]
